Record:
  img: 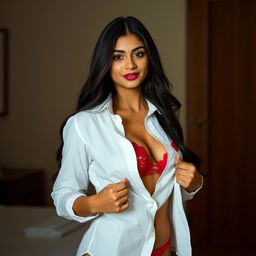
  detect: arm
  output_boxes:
[73,178,129,217]
[180,179,203,201]
[174,154,203,202]
[51,115,99,223]
[51,115,129,222]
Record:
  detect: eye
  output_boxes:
[134,51,145,58]
[112,55,123,61]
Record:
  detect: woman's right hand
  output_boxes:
[93,178,129,213]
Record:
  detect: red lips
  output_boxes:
[123,72,139,81]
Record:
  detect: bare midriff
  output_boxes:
[141,172,171,250]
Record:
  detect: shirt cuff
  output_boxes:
[181,176,204,201]
[66,193,100,223]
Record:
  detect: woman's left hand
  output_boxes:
[174,154,203,193]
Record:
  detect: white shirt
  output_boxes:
[51,94,201,256]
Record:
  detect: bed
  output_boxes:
[0,205,87,256]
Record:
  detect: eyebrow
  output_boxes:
[113,46,145,53]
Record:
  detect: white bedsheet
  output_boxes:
[0,205,87,256]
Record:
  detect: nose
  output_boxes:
[125,56,137,70]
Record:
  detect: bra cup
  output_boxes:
[131,141,168,178]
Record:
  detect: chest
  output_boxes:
[85,112,176,201]
[118,111,167,164]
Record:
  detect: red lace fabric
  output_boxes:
[131,141,179,178]
[131,141,167,178]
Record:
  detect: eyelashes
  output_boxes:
[135,51,145,58]
[112,51,146,61]
[112,55,123,61]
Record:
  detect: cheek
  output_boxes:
[142,60,149,75]
[109,65,118,79]
[142,57,149,69]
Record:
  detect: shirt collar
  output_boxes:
[87,94,161,115]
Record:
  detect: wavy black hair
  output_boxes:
[56,16,201,171]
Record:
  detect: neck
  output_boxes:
[112,87,147,113]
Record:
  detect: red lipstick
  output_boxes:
[123,72,139,81]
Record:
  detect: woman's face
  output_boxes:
[109,33,148,91]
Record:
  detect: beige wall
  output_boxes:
[0,0,186,204]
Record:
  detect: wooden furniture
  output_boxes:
[0,168,45,206]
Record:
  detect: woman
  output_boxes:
[52,16,203,256]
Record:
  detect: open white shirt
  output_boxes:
[51,94,202,256]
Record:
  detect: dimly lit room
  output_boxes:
[0,0,255,256]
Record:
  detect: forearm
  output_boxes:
[72,179,129,216]
[72,194,99,217]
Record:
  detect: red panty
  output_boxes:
[151,240,171,256]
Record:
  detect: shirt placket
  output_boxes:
[111,112,152,201]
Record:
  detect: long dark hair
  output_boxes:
[56,16,201,171]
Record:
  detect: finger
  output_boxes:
[175,172,187,182]
[175,168,192,176]
[114,178,129,192]
[122,178,128,183]
[120,201,129,211]
[116,188,129,199]
[175,172,187,180]
[175,162,195,171]
[176,176,187,187]
[174,155,188,170]
[175,169,189,180]
[116,178,128,185]
[119,195,129,205]
[176,170,195,183]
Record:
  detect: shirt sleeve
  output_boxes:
[180,177,204,202]
[176,150,203,202]
[51,115,99,223]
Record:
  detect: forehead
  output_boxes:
[114,34,144,50]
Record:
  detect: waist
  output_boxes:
[154,197,171,249]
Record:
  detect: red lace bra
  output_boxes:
[131,141,179,178]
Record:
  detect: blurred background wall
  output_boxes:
[0,0,186,204]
